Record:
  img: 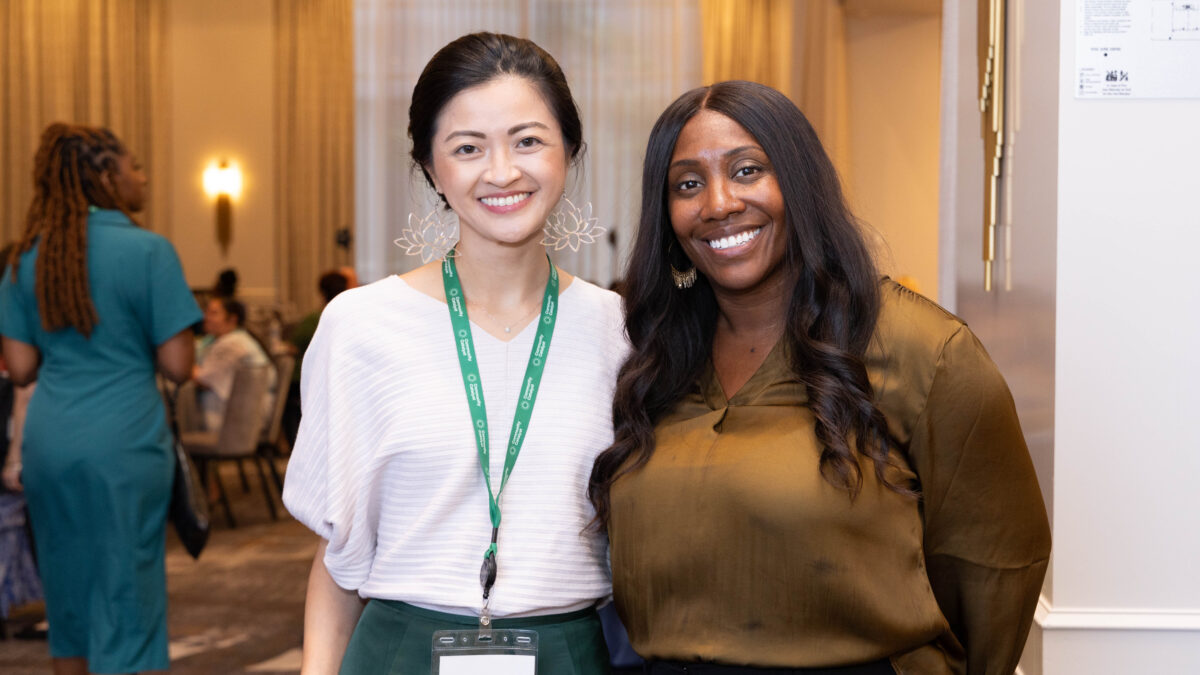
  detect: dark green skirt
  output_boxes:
[340,600,611,675]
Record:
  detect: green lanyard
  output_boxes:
[442,253,559,624]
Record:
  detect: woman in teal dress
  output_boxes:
[0,123,200,675]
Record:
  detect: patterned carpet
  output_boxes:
[0,460,318,674]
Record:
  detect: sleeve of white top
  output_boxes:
[282,294,379,591]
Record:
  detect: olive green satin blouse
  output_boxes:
[608,281,1050,674]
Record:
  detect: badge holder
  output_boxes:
[431,553,538,675]
[431,628,537,675]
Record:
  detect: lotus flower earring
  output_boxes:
[543,195,606,252]
[396,202,459,263]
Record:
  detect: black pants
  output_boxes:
[643,660,895,675]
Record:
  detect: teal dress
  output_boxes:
[0,208,201,673]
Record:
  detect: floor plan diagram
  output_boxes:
[1152,1,1200,40]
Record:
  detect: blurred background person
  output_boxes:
[282,268,355,445]
[193,267,240,361]
[336,265,358,291]
[289,269,354,373]
[1,239,33,494]
[191,296,276,435]
[212,267,239,299]
[0,123,200,675]
[0,364,33,494]
[0,241,44,638]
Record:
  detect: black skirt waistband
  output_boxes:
[644,659,895,675]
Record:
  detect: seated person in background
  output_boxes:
[193,297,276,433]
[337,265,358,291]
[212,267,239,299]
[282,268,355,444]
[289,269,353,365]
[193,268,240,361]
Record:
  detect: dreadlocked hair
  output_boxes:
[10,123,133,337]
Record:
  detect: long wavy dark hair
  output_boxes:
[589,81,909,527]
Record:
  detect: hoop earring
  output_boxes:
[670,264,697,289]
[543,194,606,252]
[667,241,697,289]
[395,204,458,263]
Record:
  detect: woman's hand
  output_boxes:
[4,382,33,493]
[2,461,22,492]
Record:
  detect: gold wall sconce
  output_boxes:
[979,0,1007,292]
[203,160,243,255]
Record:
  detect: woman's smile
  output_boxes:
[704,226,764,252]
[479,190,533,213]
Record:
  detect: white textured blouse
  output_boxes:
[283,274,627,618]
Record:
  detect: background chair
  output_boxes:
[181,365,273,528]
[258,352,295,494]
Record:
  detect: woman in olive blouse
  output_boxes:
[589,81,1050,675]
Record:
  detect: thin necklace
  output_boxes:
[466,298,541,334]
[451,250,549,333]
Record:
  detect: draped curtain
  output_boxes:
[700,0,851,178]
[274,0,355,314]
[0,0,169,241]
[354,0,702,287]
[700,0,796,93]
[793,0,852,180]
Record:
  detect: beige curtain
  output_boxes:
[274,0,354,314]
[793,0,851,178]
[700,0,795,93]
[0,0,169,242]
[699,0,851,178]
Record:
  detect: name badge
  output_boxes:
[432,629,537,675]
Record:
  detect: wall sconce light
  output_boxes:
[203,160,243,255]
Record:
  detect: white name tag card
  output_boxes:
[437,654,536,675]
[432,629,538,675]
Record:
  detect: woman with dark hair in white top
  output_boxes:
[283,32,625,674]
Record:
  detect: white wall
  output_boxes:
[1046,0,1200,668]
[845,12,942,299]
[166,0,277,301]
[943,0,1200,672]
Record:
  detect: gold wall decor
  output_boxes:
[978,0,1007,291]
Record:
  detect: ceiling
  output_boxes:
[842,0,943,17]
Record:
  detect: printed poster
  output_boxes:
[1076,0,1200,98]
